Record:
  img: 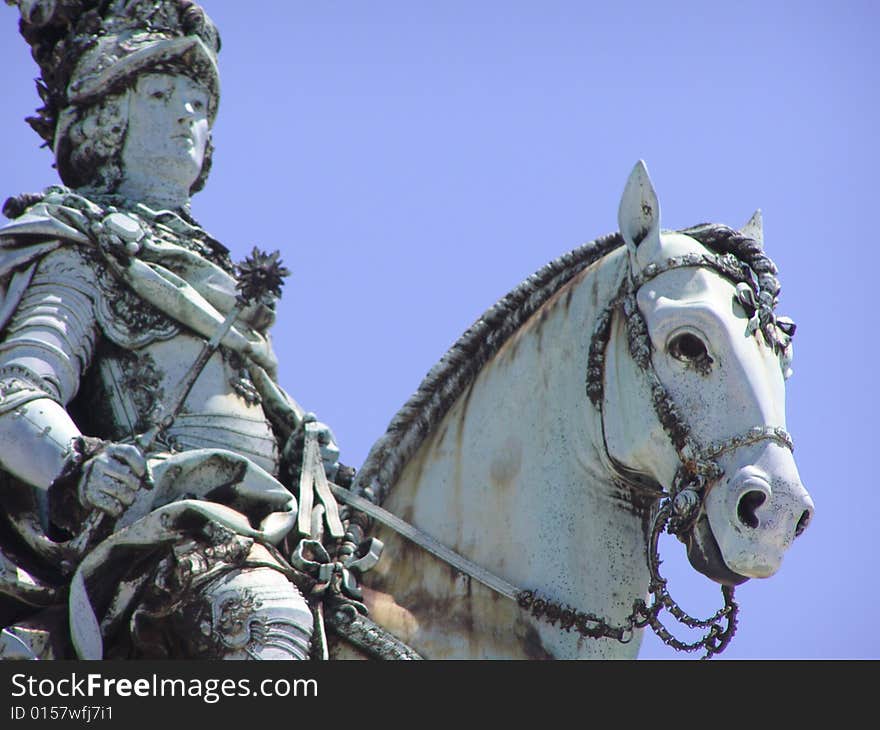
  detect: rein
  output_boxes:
[336,246,794,659]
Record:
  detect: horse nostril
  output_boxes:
[795,509,811,537]
[737,490,766,529]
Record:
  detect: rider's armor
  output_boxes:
[0,207,314,660]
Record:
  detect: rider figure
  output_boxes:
[0,0,345,659]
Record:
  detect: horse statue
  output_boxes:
[327,161,815,659]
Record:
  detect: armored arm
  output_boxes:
[0,245,97,489]
[0,245,146,517]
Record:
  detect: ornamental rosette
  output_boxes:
[235,247,290,305]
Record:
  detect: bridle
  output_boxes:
[590,250,795,525]
[330,246,796,659]
[581,248,795,656]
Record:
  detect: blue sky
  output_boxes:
[1,1,876,659]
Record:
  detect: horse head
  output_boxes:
[343,161,814,659]
[604,161,814,586]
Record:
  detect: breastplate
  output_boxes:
[78,333,280,478]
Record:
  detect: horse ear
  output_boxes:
[617,160,661,271]
[740,209,764,245]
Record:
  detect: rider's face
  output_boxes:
[121,73,211,192]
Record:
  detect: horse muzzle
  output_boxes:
[699,442,814,581]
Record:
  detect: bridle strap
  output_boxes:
[696,425,793,463]
[328,482,522,602]
[329,481,642,646]
[592,255,794,533]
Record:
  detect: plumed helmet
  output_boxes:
[8,0,221,183]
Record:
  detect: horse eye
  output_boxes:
[668,332,710,364]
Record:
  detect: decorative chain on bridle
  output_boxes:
[515,503,741,658]
[522,249,796,659]
[515,501,740,660]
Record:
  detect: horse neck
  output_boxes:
[373,247,656,658]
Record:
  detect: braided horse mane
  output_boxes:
[350,224,779,507]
